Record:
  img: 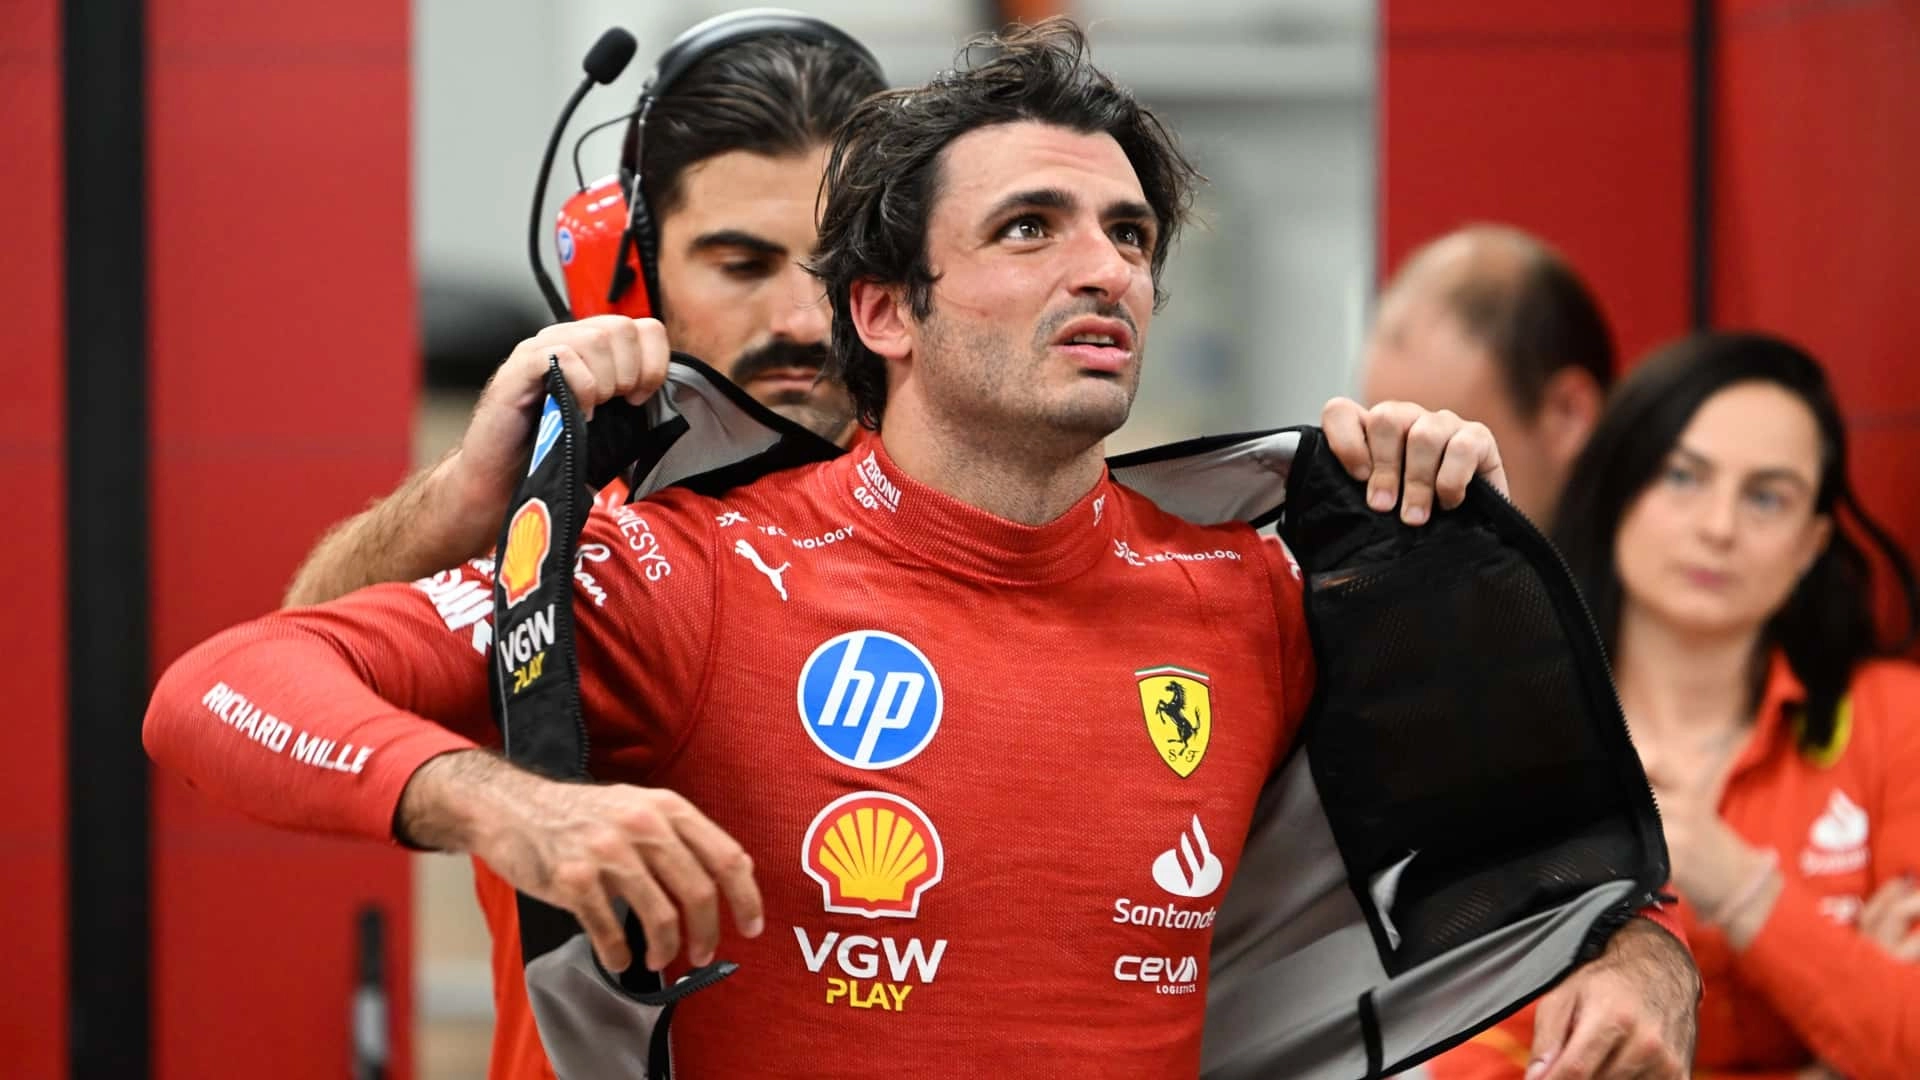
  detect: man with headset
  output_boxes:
[274,14,889,1078]
[283,12,884,609]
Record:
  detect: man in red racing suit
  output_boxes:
[157,437,1318,1075]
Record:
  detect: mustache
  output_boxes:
[729,339,833,385]
[1034,299,1139,346]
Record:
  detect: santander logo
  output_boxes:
[1801,789,1870,876]
[1152,816,1224,899]
[1812,789,1868,850]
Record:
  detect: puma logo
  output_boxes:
[733,539,790,602]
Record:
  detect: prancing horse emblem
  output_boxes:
[1135,665,1212,777]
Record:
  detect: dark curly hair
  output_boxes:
[809,19,1202,430]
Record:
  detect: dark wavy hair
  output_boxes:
[633,34,885,221]
[809,18,1202,429]
[1553,331,1919,753]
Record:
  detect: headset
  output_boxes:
[533,9,885,324]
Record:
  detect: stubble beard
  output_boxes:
[918,307,1138,456]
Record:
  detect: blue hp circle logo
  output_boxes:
[556,226,576,266]
[797,630,943,770]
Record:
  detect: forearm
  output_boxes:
[396,747,545,852]
[1735,874,1920,1080]
[1611,912,1701,1009]
[144,610,480,842]
[283,449,492,606]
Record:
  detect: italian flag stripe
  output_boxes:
[1134,665,1208,683]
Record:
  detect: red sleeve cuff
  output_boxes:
[351,718,479,843]
[1637,895,1689,950]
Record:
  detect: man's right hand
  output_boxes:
[445,316,671,552]
[399,749,761,975]
[280,316,671,608]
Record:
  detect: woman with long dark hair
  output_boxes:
[1433,332,1920,1079]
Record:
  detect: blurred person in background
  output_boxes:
[1432,332,1920,1080]
[283,15,885,609]
[277,16,888,1079]
[1359,225,1613,526]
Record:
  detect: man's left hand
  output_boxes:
[1527,917,1698,1079]
[1320,398,1508,526]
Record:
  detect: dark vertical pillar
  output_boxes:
[63,0,151,1075]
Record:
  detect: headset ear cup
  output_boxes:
[556,176,651,320]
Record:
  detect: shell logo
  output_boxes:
[500,498,552,608]
[802,792,944,920]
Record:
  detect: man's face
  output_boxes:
[901,121,1158,450]
[1359,290,1558,522]
[653,145,855,442]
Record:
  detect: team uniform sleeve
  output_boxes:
[143,499,715,844]
[1732,662,1920,1080]
[1637,897,1688,948]
[143,566,500,842]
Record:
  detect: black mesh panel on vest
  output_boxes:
[1282,438,1662,975]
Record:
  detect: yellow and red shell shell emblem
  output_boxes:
[802,792,944,919]
[499,498,552,608]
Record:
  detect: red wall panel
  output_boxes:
[1713,0,1920,623]
[1713,0,1920,409]
[1390,0,1687,35]
[146,2,417,1077]
[1382,1,1695,365]
[0,0,67,1074]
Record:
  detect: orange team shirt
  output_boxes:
[147,441,1318,1078]
[1428,653,1920,1080]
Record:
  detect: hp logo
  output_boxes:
[797,630,943,770]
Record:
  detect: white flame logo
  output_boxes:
[1811,789,1869,851]
[1152,816,1224,899]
